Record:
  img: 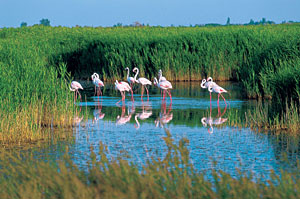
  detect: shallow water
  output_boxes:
[12,82,300,179]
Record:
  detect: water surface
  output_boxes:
[11,82,300,179]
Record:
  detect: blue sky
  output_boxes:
[1,0,299,27]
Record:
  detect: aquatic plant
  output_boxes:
[1,130,300,198]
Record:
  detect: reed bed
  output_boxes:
[1,130,300,199]
[1,24,300,143]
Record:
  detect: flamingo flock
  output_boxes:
[70,68,229,132]
[70,69,228,108]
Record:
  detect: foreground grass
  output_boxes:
[1,131,300,199]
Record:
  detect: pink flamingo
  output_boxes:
[125,67,135,101]
[201,77,216,105]
[114,80,131,104]
[158,69,167,82]
[70,81,83,102]
[208,84,228,109]
[91,73,104,97]
[132,67,152,100]
[153,77,172,103]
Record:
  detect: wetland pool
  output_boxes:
[10,82,300,179]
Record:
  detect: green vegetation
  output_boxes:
[1,24,300,143]
[1,131,300,199]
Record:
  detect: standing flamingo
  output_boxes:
[208,84,228,109]
[154,77,172,103]
[70,81,83,102]
[201,77,217,105]
[132,67,152,100]
[91,73,104,97]
[125,67,135,101]
[114,80,131,104]
[158,69,167,82]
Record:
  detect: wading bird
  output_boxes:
[115,80,131,104]
[125,67,135,101]
[158,69,167,82]
[91,73,104,97]
[70,81,83,102]
[133,67,152,100]
[201,77,217,105]
[153,77,172,103]
[208,84,228,108]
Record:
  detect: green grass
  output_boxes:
[1,24,300,143]
[1,130,300,199]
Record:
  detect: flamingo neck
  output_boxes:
[133,68,139,81]
[126,68,129,79]
[70,87,75,92]
[134,115,140,129]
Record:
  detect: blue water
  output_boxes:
[13,82,300,180]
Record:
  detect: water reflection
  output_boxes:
[93,100,105,123]
[155,102,173,128]
[134,102,152,129]
[10,82,300,181]
[116,104,135,126]
[73,106,83,126]
[201,101,228,134]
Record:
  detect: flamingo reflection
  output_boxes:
[116,104,135,126]
[93,100,105,124]
[155,102,173,128]
[201,101,227,134]
[134,102,153,129]
[73,106,83,126]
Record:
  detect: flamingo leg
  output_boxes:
[94,86,96,96]
[217,94,220,116]
[78,91,82,102]
[220,94,227,107]
[116,91,123,104]
[167,90,172,104]
[210,92,212,108]
[141,86,144,100]
[145,86,149,101]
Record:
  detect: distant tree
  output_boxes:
[113,23,123,27]
[249,19,255,25]
[261,18,266,24]
[40,18,50,26]
[20,22,27,27]
[226,17,231,25]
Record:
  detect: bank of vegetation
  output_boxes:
[1,24,300,143]
[1,131,299,199]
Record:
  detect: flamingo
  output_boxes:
[91,73,104,97]
[208,84,228,108]
[153,77,172,103]
[201,77,217,105]
[158,69,167,82]
[125,67,135,101]
[70,81,83,102]
[132,67,152,101]
[114,80,131,104]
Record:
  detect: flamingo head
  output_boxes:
[201,117,207,127]
[207,77,213,82]
[201,79,206,88]
[125,67,129,71]
[132,67,138,72]
[153,77,158,85]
